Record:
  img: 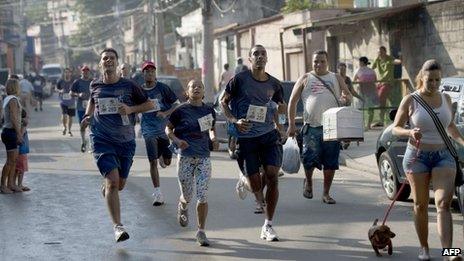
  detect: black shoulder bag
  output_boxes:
[310,72,341,107]
[411,92,464,186]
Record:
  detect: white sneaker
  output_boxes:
[260,225,279,242]
[418,247,430,260]
[235,173,248,200]
[152,189,165,206]
[114,224,130,242]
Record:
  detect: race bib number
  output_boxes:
[147,98,161,113]
[34,80,41,86]
[62,93,71,100]
[82,100,88,109]
[198,113,214,132]
[97,98,119,115]
[246,105,267,123]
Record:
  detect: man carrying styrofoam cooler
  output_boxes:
[287,50,352,205]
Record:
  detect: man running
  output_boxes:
[56,68,76,136]
[71,65,92,152]
[220,44,284,241]
[81,48,153,242]
[140,60,179,206]
[29,72,45,111]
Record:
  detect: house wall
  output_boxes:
[333,0,464,85]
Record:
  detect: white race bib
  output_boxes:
[82,100,88,109]
[146,98,161,113]
[34,80,41,86]
[246,105,267,123]
[97,98,119,115]
[62,93,71,100]
[198,113,214,132]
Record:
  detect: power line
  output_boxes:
[211,0,237,13]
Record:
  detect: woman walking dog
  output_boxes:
[392,59,464,260]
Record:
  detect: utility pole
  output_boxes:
[154,0,165,73]
[147,0,153,61]
[201,0,214,103]
[115,0,126,63]
[16,0,25,73]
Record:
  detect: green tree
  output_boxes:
[281,0,330,13]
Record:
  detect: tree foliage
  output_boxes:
[281,0,330,13]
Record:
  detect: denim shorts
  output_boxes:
[91,135,135,179]
[402,145,456,174]
[236,129,283,176]
[301,125,340,170]
[144,135,172,162]
[1,128,18,151]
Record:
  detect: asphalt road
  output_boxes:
[0,94,462,261]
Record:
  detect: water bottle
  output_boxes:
[118,95,130,126]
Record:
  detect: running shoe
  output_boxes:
[177,202,188,227]
[235,173,248,200]
[68,132,73,137]
[81,142,86,153]
[114,224,130,242]
[418,247,430,260]
[152,189,165,206]
[260,225,279,242]
[254,201,265,214]
[196,231,210,246]
[62,128,66,135]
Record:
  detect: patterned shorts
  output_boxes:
[177,156,211,203]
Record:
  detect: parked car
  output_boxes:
[212,81,303,155]
[40,64,62,97]
[375,77,464,210]
[157,75,187,102]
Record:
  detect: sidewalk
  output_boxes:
[339,129,383,175]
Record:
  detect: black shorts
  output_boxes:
[60,104,76,117]
[236,129,283,176]
[1,128,18,151]
[144,135,173,162]
[34,91,43,99]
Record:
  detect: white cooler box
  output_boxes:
[322,107,364,141]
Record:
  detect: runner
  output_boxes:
[80,48,153,242]
[220,44,285,241]
[56,68,76,136]
[71,65,92,152]
[29,72,45,111]
[166,79,219,246]
[140,61,179,206]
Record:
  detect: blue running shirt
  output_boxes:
[168,103,216,158]
[57,79,76,107]
[90,78,148,143]
[140,81,178,138]
[225,70,283,138]
[71,78,92,111]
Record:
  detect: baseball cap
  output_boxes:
[81,65,90,71]
[141,61,156,71]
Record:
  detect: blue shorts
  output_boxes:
[301,125,340,170]
[77,110,85,124]
[402,145,456,174]
[1,128,18,151]
[144,135,172,162]
[91,135,135,179]
[236,129,283,176]
[18,132,29,155]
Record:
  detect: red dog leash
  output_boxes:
[382,139,421,226]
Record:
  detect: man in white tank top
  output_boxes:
[287,50,352,204]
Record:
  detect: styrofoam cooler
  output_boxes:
[322,107,364,141]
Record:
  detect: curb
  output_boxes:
[339,152,378,175]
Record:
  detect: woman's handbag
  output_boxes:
[411,93,464,186]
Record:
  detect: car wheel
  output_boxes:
[378,152,411,201]
[455,184,464,214]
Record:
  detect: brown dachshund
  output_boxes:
[368,219,396,256]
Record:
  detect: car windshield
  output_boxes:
[41,68,62,75]
[157,77,186,102]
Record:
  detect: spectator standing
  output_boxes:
[372,46,401,127]
[354,57,378,130]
